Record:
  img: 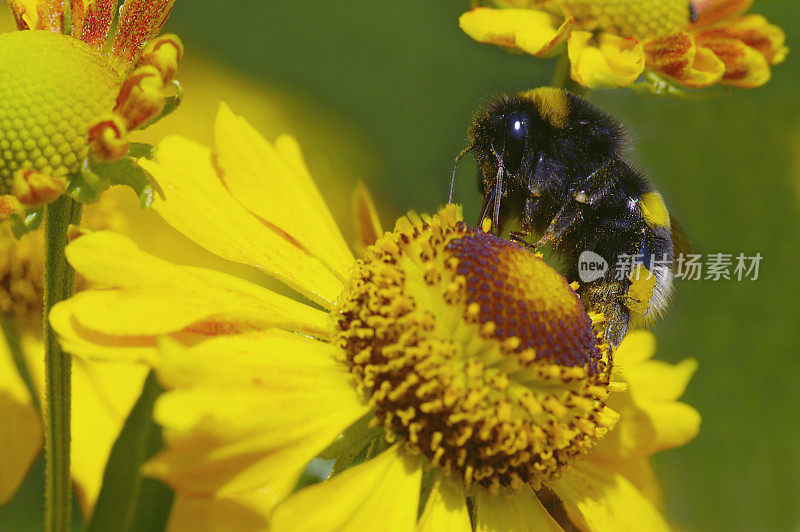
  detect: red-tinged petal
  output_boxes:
[36,0,65,33]
[696,14,788,64]
[644,32,725,88]
[78,0,118,50]
[110,0,175,66]
[691,0,753,28]
[695,34,771,88]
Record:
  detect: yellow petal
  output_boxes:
[140,136,345,308]
[460,8,572,57]
[636,400,701,454]
[214,103,354,279]
[586,455,665,511]
[550,462,669,532]
[153,331,342,389]
[20,334,148,513]
[475,485,562,531]
[145,367,368,498]
[0,338,42,504]
[417,475,471,532]
[271,445,422,532]
[626,358,698,402]
[56,231,329,338]
[613,330,656,366]
[70,357,149,512]
[167,492,274,532]
[50,300,161,363]
[352,181,384,254]
[568,31,645,88]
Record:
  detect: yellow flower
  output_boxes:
[51,104,700,530]
[0,194,147,514]
[0,0,183,225]
[460,0,787,89]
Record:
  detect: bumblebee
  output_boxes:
[449,87,688,347]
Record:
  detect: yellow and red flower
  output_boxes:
[0,0,183,225]
[460,0,787,89]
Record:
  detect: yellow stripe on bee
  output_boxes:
[521,87,570,129]
[626,264,656,316]
[639,192,670,228]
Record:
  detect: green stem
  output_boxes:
[1,314,40,413]
[550,51,587,96]
[43,195,82,532]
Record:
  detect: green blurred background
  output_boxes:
[4,1,800,530]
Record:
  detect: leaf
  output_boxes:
[85,372,174,532]
[9,207,44,239]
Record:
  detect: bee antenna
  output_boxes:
[448,144,475,204]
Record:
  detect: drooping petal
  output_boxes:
[7,0,38,30]
[167,492,274,532]
[214,104,355,279]
[68,231,329,336]
[568,31,645,88]
[696,14,788,64]
[21,334,149,513]
[0,338,42,504]
[110,0,174,66]
[694,34,771,88]
[144,362,368,497]
[352,181,384,253]
[550,462,669,532]
[474,485,562,532]
[153,332,343,390]
[140,136,345,308]
[417,475,471,532]
[644,32,725,88]
[271,445,422,532]
[691,0,753,28]
[459,8,573,57]
[78,0,118,50]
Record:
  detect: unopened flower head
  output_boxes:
[1,0,183,226]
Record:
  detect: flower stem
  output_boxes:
[43,194,82,532]
[550,51,587,96]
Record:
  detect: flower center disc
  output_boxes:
[0,31,122,192]
[558,0,691,38]
[335,207,618,493]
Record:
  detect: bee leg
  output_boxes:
[603,300,630,349]
[535,202,584,248]
[509,231,536,251]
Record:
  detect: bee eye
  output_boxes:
[507,113,529,142]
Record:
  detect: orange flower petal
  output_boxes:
[696,14,788,64]
[568,31,645,88]
[644,32,725,88]
[694,34,771,88]
[460,7,573,57]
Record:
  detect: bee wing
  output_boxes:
[670,214,693,268]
